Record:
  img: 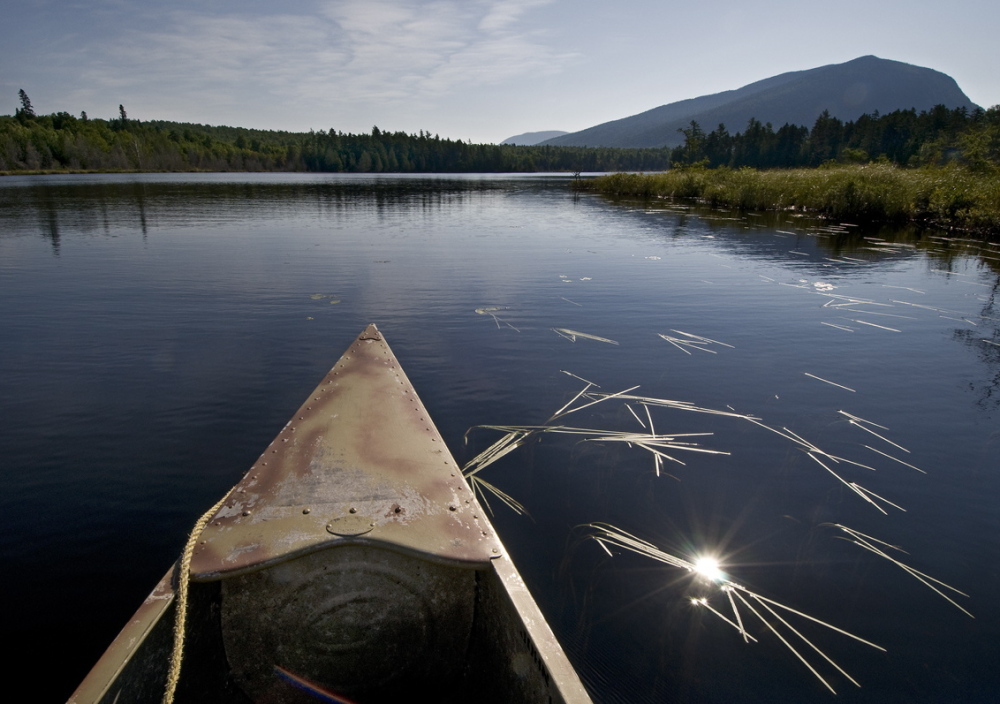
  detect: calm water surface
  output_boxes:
[1,173,998,703]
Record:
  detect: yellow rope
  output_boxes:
[162,495,229,704]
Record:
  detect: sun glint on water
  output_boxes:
[694,556,724,582]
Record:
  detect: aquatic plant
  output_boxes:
[464,375,912,516]
[461,367,974,691]
[462,376,743,499]
[587,165,1000,238]
[585,523,886,694]
[827,524,972,618]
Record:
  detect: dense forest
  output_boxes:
[669,104,1000,170]
[0,93,672,173]
[3,89,998,174]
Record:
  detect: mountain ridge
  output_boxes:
[543,56,978,148]
[501,130,568,145]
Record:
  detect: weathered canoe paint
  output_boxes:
[191,323,499,578]
[69,324,592,704]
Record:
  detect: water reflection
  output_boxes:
[0,175,532,253]
[954,276,1000,410]
[602,194,1000,271]
[1,174,998,703]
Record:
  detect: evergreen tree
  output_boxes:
[733,118,774,168]
[704,124,733,167]
[807,110,843,165]
[772,124,808,166]
[674,121,707,164]
[16,89,35,121]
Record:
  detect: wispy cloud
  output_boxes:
[316,0,571,102]
[68,0,572,124]
[478,0,554,32]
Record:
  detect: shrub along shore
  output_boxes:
[584,165,1000,238]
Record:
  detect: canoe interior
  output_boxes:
[73,543,585,703]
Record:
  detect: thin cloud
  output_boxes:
[319,0,571,101]
[478,0,554,33]
[66,0,572,123]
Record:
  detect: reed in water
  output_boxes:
[586,165,1000,237]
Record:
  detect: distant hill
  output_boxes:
[501,130,568,145]
[543,56,978,148]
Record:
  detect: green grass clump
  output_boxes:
[589,165,1000,237]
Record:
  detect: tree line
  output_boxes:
[670,104,1000,171]
[1,92,672,173]
[5,91,998,174]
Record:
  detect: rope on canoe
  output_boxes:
[162,495,229,704]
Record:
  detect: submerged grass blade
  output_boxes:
[821,322,856,332]
[845,318,902,332]
[468,475,527,516]
[726,588,751,643]
[849,483,907,512]
[804,372,856,392]
[693,596,758,643]
[837,410,890,431]
[807,452,895,514]
[584,392,759,421]
[863,445,926,473]
[670,330,735,348]
[847,420,910,453]
[658,330,734,354]
[560,370,601,387]
[735,587,885,651]
[552,328,619,345]
[584,522,695,571]
[546,382,594,423]
[658,334,695,354]
[830,524,973,617]
[731,590,838,694]
[462,429,532,476]
[625,403,647,428]
[551,385,641,421]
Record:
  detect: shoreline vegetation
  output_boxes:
[3,92,998,236]
[576,105,1000,239]
[4,98,997,176]
[0,105,672,174]
[577,102,1000,238]
[582,165,1000,238]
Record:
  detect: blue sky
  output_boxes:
[4,0,998,143]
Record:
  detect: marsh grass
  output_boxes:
[590,165,1000,237]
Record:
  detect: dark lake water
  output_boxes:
[1,173,998,703]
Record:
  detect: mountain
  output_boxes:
[543,56,978,148]
[501,130,568,145]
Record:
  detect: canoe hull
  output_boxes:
[69,325,591,703]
